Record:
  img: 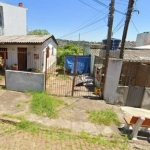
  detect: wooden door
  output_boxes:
[18,48,27,71]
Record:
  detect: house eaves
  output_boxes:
[0,35,58,45]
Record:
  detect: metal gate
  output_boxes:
[125,86,145,107]
[46,55,97,98]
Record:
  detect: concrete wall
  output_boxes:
[114,86,128,105]
[104,58,123,104]
[6,70,45,92]
[136,32,150,47]
[0,2,27,35]
[83,44,91,55]
[141,88,150,109]
[99,50,120,59]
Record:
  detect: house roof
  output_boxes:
[124,50,150,62]
[0,35,58,45]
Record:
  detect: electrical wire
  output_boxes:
[67,25,107,39]
[93,0,126,15]
[131,19,148,45]
[59,15,108,39]
[79,0,107,14]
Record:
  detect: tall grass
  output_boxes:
[87,109,120,126]
[30,92,64,118]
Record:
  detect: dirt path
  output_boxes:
[0,90,31,115]
[0,90,150,149]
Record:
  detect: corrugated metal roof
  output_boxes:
[0,35,53,44]
[124,50,150,62]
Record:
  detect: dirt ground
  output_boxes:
[0,89,150,149]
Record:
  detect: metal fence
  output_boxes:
[46,55,97,98]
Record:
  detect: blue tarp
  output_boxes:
[65,56,90,74]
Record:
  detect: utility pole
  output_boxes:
[120,0,135,58]
[102,0,115,96]
[105,0,115,63]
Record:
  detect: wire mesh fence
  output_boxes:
[46,55,98,98]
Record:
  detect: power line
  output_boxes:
[67,25,107,39]
[79,0,107,14]
[113,16,125,32]
[113,23,124,35]
[93,0,126,15]
[71,10,108,32]
[59,15,108,39]
[131,19,148,45]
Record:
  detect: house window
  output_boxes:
[0,48,8,59]
[0,6,4,27]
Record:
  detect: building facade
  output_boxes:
[0,2,27,36]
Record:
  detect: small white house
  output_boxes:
[0,35,58,72]
[0,2,27,35]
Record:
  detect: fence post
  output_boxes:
[4,51,6,87]
[71,56,77,97]
[45,52,48,91]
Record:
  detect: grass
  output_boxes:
[87,108,120,126]
[57,75,70,80]
[17,104,22,108]
[30,91,64,118]
[0,114,129,149]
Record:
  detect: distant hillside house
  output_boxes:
[0,2,27,35]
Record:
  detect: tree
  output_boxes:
[57,44,83,67]
[27,29,50,35]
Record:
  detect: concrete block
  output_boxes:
[6,70,45,92]
[104,58,123,104]
[141,88,150,109]
[114,86,129,106]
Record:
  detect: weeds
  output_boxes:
[30,91,64,118]
[17,104,22,108]
[87,109,120,126]
[0,113,129,149]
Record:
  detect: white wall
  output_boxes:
[0,44,43,71]
[42,38,57,72]
[136,32,150,47]
[0,2,27,35]
[104,58,123,104]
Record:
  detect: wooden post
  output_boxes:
[4,51,6,87]
[71,56,77,97]
[120,0,135,59]
[102,0,115,97]
[45,52,48,91]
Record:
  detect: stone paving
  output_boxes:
[0,122,130,150]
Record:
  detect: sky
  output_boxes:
[1,0,150,42]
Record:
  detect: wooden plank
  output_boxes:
[124,116,150,128]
